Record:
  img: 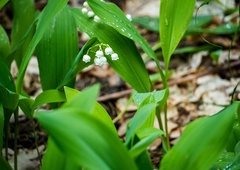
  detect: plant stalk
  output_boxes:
[14,109,18,170]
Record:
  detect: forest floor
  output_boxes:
[1,0,240,169]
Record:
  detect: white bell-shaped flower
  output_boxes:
[111,53,119,60]
[94,57,101,66]
[87,11,95,18]
[82,8,88,14]
[95,50,104,57]
[83,2,89,7]
[94,16,101,22]
[83,55,91,63]
[105,47,113,55]
[99,56,107,65]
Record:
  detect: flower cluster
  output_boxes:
[81,2,101,22]
[81,1,132,22]
[83,44,119,66]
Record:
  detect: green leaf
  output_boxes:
[0,155,12,170]
[72,8,151,92]
[18,97,34,118]
[6,20,36,68]
[0,25,11,60]
[133,89,169,107]
[36,5,78,90]
[206,23,239,35]
[0,0,8,10]
[58,37,100,89]
[16,0,69,93]
[130,128,164,159]
[37,84,137,169]
[160,102,240,170]
[0,103,4,152]
[0,53,18,115]
[0,86,18,111]
[32,90,66,110]
[11,0,35,66]
[0,52,15,92]
[133,17,159,32]
[126,104,156,145]
[63,84,100,113]
[41,138,80,170]
[37,108,137,169]
[87,0,157,62]
[187,15,213,34]
[160,0,196,71]
[64,86,117,135]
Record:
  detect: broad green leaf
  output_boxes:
[0,52,15,92]
[133,17,159,32]
[211,141,240,170]
[126,104,156,145]
[32,90,66,110]
[93,102,118,135]
[18,97,34,118]
[0,0,8,10]
[0,86,18,111]
[63,86,79,100]
[63,84,100,113]
[0,57,18,111]
[211,152,235,170]
[0,25,11,60]
[187,15,212,34]
[87,0,157,62]
[16,0,69,93]
[58,38,99,89]
[6,20,36,68]
[160,102,240,170]
[64,86,117,135]
[36,5,78,90]
[0,103,3,152]
[11,0,35,66]
[133,89,169,107]
[36,110,137,169]
[37,84,137,169]
[160,0,196,71]
[130,128,164,159]
[132,15,212,35]
[72,8,151,92]
[206,23,239,35]
[0,155,12,170]
[41,138,80,170]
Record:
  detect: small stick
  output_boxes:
[97,60,240,102]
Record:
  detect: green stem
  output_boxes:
[31,118,42,165]
[14,109,18,170]
[163,103,170,150]
[4,124,9,161]
[113,95,133,123]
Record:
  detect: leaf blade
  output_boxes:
[160,102,240,170]
[72,8,151,92]
[160,0,196,70]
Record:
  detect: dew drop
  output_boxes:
[8,76,12,81]
[225,23,231,29]
[165,19,169,26]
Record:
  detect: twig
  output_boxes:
[98,89,132,102]
[97,60,240,102]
